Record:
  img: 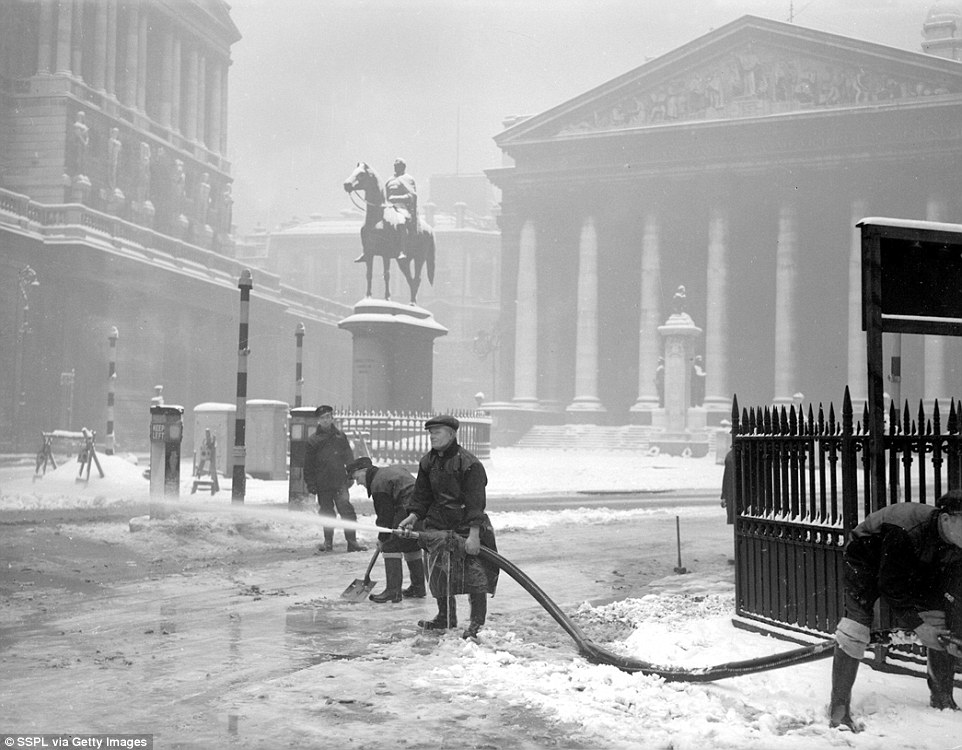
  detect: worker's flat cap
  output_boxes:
[424,415,459,431]
[315,404,334,416]
[345,456,373,474]
[938,490,962,515]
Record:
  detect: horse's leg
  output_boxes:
[365,257,374,297]
[409,258,422,304]
[382,254,391,301]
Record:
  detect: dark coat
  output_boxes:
[365,465,417,552]
[303,425,354,493]
[844,502,962,630]
[409,441,489,533]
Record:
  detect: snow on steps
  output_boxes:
[514,424,655,451]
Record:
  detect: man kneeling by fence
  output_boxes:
[830,490,962,732]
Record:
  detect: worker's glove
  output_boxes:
[306,485,317,495]
[915,621,950,651]
[919,610,947,628]
[721,499,727,509]
[398,512,418,530]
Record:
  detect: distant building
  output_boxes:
[488,12,962,436]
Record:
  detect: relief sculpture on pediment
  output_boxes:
[557,43,960,135]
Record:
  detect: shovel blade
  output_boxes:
[340,578,376,601]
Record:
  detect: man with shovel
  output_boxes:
[346,456,426,603]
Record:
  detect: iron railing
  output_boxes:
[732,387,962,639]
[337,409,491,466]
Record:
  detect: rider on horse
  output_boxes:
[354,158,418,263]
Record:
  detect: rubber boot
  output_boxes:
[403,555,427,598]
[462,593,487,640]
[928,648,960,710]
[320,529,334,552]
[369,557,403,604]
[828,646,862,732]
[418,597,457,630]
[345,530,368,552]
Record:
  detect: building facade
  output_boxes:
[0,1,352,454]
[487,13,962,433]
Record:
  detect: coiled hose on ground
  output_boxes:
[477,545,836,682]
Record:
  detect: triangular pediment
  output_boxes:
[497,15,962,144]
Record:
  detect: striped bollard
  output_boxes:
[294,322,305,407]
[106,326,118,454]
[232,269,253,503]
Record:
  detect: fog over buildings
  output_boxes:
[225,0,931,233]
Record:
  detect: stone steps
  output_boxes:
[514,425,655,452]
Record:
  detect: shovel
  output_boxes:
[341,548,380,601]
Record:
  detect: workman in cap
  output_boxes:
[399,414,499,640]
[303,405,367,553]
[347,456,426,603]
[829,491,962,732]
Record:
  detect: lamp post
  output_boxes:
[472,327,501,403]
[14,266,39,451]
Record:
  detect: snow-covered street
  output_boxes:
[1,450,959,748]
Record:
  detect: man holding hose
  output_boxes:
[399,415,499,640]
[830,491,962,731]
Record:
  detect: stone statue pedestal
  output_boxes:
[69,174,91,203]
[649,310,710,457]
[338,299,447,412]
[106,188,125,215]
[131,200,155,228]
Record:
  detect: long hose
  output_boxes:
[477,545,836,682]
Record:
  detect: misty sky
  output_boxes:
[224,0,940,233]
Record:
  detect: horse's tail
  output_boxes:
[425,230,435,285]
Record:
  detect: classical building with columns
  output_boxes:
[487,13,962,437]
[0,1,353,454]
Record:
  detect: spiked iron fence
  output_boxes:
[731,387,962,639]
[336,409,491,465]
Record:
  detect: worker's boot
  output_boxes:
[403,554,427,598]
[928,648,960,710]
[345,530,368,552]
[828,646,862,732]
[369,557,403,604]
[353,252,368,263]
[418,597,457,630]
[462,593,487,640]
[319,529,334,553]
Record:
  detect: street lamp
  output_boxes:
[14,266,39,450]
[472,327,501,403]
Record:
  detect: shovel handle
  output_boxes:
[363,547,380,582]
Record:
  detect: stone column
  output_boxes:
[137,7,148,111]
[38,0,54,73]
[70,0,84,79]
[630,209,663,419]
[55,0,73,74]
[512,219,539,407]
[773,200,799,405]
[566,216,606,419]
[105,0,117,97]
[847,199,869,405]
[159,28,174,127]
[92,0,108,91]
[703,201,731,419]
[924,196,949,406]
[208,58,223,153]
[197,53,208,146]
[123,0,138,106]
[185,45,199,141]
[171,34,182,133]
[219,63,229,154]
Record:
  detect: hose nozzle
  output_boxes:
[393,527,419,540]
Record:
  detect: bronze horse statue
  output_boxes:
[343,162,435,304]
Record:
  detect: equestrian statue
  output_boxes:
[343,159,435,305]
